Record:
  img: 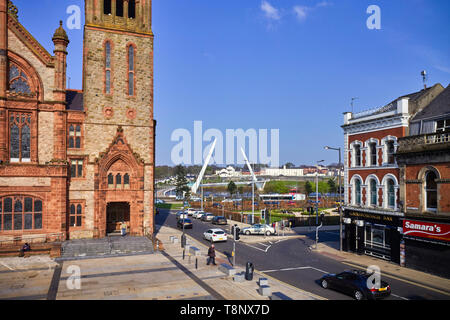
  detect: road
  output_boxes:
[155,209,450,300]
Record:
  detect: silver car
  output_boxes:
[241,224,276,236]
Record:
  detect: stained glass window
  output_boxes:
[128,45,135,96]
[105,42,112,94]
[9,112,31,162]
[9,64,31,94]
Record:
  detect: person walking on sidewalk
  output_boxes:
[207,244,217,265]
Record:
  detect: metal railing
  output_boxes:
[398,132,450,152]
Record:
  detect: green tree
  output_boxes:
[327,179,337,194]
[174,165,190,200]
[305,181,313,196]
[227,181,237,198]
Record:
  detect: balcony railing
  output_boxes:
[397,132,450,153]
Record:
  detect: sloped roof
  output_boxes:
[411,85,450,122]
[66,90,83,111]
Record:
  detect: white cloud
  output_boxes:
[261,1,280,20]
[293,6,309,21]
[293,1,332,22]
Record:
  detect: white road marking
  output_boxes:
[0,262,15,271]
[260,266,329,274]
[391,293,409,300]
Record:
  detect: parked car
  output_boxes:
[201,213,215,222]
[320,270,391,300]
[176,211,188,220]
[203,228,228,242]
[193,210,205,219]
[241,224,275,236]
[186,208,197,216]
[155,199,166,204]
[177,218,193,229]
[212,216,227,225]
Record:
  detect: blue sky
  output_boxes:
[13,0,450,167]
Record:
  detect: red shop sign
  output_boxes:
[403,219,450,242]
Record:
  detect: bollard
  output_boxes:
[195,258,198,269]
[183,249,185,260]
[156,240,159,251]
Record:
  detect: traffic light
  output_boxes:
[235,227,240,241]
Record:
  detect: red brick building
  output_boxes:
[341,84,444,263]
[0,0,155,243]
[396,85,450,278]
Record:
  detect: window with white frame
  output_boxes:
[425,171,438,211]
[369,179,378,207]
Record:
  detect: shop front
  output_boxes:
[402,218,450,278]
[343,208,402,263]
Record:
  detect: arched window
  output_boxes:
[354,145,361,167]
[69,203,83,227]
[354,179,362,205]
[9,64,31,94]
[75,125,81,148]
[116,0,124,17]
[0,196,42,231]
[104,0,112,15]
[68,125,74,148]
[425,171,437,211]
[108,173,114,188]
[124,173,130,188]
[127,45,135,96]
[387,179,395,208]
[386,141,395,164]
[105,41,112,94]
[370,179,377,207]
[128,0,136,18]
[369,142,377,166]
[116,173,122,187]
[9,112,31,162]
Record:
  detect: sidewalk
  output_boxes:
[155,225,324,300]
[312,242,450,296]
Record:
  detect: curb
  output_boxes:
[313,247,450,296]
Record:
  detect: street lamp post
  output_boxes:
[325,146,343,251]
[316,160,325,225]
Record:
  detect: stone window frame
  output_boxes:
[108,171,131,190]
[69,201,85,229]
[381,136,398,166]
[418,166,441,213]
[350,174,364,206]
[67,123,83,150]
[364,138,380,167]
[349,140,363,168]
[0,195,43,232]
[365,174,381,208]
[8,111,33,163]
[69,157,86,179]
[103,0,112,15]
[9,63,32,95]
[126,42,137,98]
[381,174,399,210]
[103,40,114,96]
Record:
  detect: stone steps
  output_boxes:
[61,236,153,258]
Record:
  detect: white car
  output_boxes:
[186,208,197,216]
[193,211,205,219]
[176,211,188,220]
[201,213,214,222]
[203,228,228,242]
[241,224,276,236]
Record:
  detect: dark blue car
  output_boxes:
[320,270,391,300]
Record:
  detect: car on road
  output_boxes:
[201,213,215,222]
[211,216,227,225]
[203,228,228,242]
[193,211,205,219]
[186,208,197,216]
[176,211,188,220]
[241,224,276,236]
[320,270,391,300]
[155,199,166,204]
[177,218,193,229]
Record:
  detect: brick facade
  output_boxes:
[0,0,155,242]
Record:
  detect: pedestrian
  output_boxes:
[19,243,31,257]
[121,221,127,236]
[207,244,216,265]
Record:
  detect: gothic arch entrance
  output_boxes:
[93,127,145,238]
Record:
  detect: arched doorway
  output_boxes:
[106,202,130,234]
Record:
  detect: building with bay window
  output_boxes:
[0,0,155,243]
[396,85,450,278]
[341,83,444,263]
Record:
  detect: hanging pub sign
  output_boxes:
[403,219,450,242]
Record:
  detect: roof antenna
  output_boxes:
[421,70,427,90]
[351,97,358,113]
